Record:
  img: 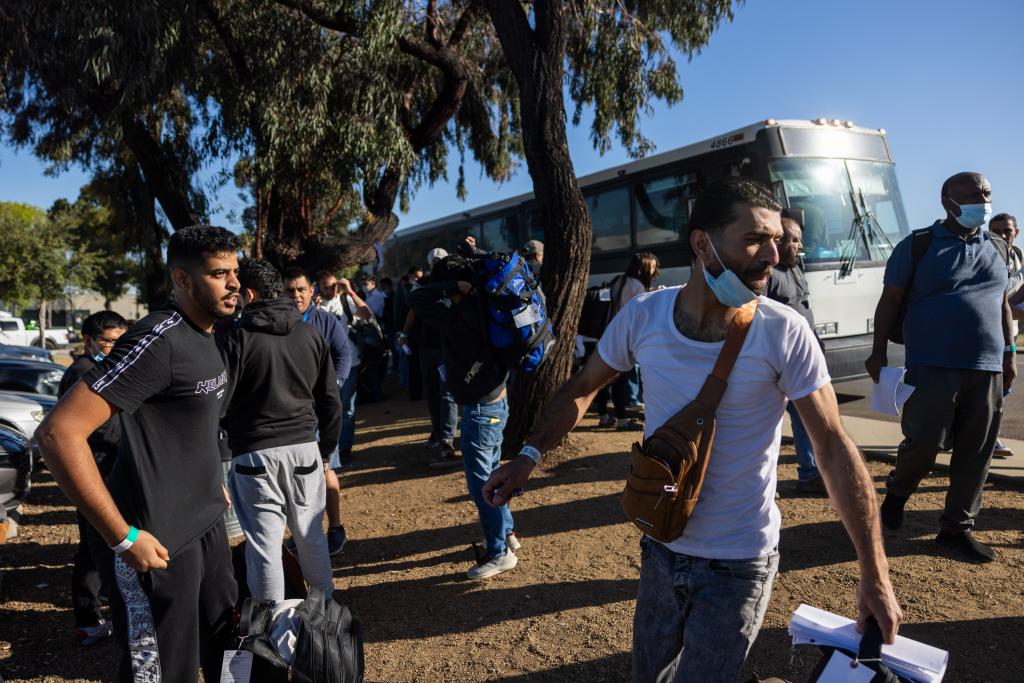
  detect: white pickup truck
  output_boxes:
[0,312,70,349]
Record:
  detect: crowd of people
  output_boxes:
[29,170,1016,681]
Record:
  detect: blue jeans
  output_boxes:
[460,396,513,558]
[338,367,359,455]
[627,366,642,405]
[787,401,818,482]
[420,346,456,442]
[633,537,779,683]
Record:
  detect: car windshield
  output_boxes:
[769,158,909,265]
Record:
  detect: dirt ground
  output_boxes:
[2,390,1024,682]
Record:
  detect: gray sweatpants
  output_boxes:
[887,366,1003,533]
[229,442,334,600]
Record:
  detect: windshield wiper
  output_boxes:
[839,190,895,279]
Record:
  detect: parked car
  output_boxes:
[0,342,54,363]
[0,425,33,529]
[0,393,46,438]
[0,311,71,349]
[0,359,65,396]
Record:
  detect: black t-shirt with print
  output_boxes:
[83,305,228,558]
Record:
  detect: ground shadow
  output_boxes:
[346,492,624,574]
[488,653,632,682]
[346,575,638,644]
[0,605,118,681]
[779,507,1024,573]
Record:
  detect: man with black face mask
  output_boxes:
[486,179,901,682]
[37,226,242,682]
[867,172,1014,563]
[767,210,825,495]
[58,310,128,645]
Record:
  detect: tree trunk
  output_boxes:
[482,2,594,450]
[128,164,170,311]
[121,117,203,231]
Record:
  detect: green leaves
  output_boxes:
[0,202,72,305]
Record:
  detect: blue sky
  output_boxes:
[2,0,1022,232]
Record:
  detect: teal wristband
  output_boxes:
[1006,344,1016,353]
[110,525,140,553]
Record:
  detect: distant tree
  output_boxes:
[0,202,83,344]
[48,188,140,311]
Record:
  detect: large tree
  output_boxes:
[483,1,737,445]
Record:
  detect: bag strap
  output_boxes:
[695,299,759,410]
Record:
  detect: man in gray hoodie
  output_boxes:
[221,259,342,599]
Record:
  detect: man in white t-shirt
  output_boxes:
[484,179,902,682]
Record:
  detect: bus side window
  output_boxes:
[636,171,699,247]
[586,187,631,253]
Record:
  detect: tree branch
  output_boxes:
[449,1,480,46]
[425,0,441,47]
[274,0,359,35]
[203,0,251,83]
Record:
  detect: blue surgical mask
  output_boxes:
[92,352,105,363]
[950,199,992,230]
[701,237,758,308]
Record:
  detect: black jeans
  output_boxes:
[595,375,630,420]
[71,511,114,627]
[111,520,237,683]
[888,366,1003,532]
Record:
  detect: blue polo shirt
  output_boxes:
[884,220,1008,372]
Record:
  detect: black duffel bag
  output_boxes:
[237,588,364,683]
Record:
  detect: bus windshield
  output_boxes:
[769,158,909,265]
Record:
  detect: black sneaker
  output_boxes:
[935,530,996,563]
[428,440,461,469]
[327,525,348,556]
[879,493,908,531]
[796,476,827,495]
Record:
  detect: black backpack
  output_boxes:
[578,276,622,340]
[237,588,364,683]
[889,228,1010,344]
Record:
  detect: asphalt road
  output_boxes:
[835,373,1024,441]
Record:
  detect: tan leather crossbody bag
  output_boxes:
[621,300,758,542]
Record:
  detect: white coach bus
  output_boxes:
[385,118,909,380]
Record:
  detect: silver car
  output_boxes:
[0,393,47,438]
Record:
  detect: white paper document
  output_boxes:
[870,366,915,416]
[219,650,253,683]
[789,604,948,682]
[816,651,875,683]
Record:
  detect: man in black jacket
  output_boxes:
[58,310,128,645]
[222,259,342,600]
[409,255,519,579]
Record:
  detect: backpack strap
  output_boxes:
[988,233,1011,271]
[695,299,759,410]
[906,227,933,292]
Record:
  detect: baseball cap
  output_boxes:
[521,240,544,256]
[426,247,448,267]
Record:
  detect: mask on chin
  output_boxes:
[701,236,758,308]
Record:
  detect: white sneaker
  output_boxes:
[76,620,113,646]
[467,551,518,580]
[476,532,522,552]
